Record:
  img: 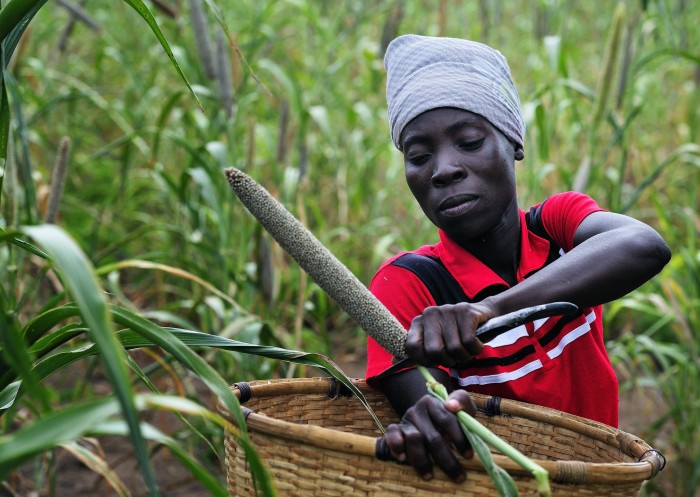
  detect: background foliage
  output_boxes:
[0,0,698,496]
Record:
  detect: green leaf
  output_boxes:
[94,420,229,497]
[5,305,384,435]
[0,396,229,497]
[0,396,123,477]
[21,224,160,497]
[0,0,49,59]
[120,0,202,110]
[0,298,50,409]
[114,322,385,433]
[107,307,279,497]
[0,228,48,258]
[0,380,19,410]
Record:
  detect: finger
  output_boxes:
[405,398,465,482]
[385,424,407,463]
[440,315,474,365]
[443,390,477,416]
[398,420,434,480]
[406,315,434,366]
[418,308,454,366]
[453,303,486,357]
[463,336,484,358]
[441,391,477,459]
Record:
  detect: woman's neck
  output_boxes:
[459,198,521,286]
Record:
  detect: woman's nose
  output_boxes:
[431,150,466,187]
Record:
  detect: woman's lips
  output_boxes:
[439,195,477,216]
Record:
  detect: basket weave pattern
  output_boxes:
[220,378,660,497]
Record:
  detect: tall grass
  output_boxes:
[0,0,698,495]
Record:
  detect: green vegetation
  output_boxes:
[0,0,698,496]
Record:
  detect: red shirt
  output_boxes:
[366,192,619,426]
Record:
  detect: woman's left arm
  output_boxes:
[484,211,671,316]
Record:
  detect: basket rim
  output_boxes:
[219,377,664,486]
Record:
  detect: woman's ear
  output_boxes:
[514,145,524,161]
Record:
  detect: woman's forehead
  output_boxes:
[400,108,494,146]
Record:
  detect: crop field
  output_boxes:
[0,0,698,496]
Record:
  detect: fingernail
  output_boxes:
[422,472,433,481]
[455,473,466,483]
[397,453,406,463]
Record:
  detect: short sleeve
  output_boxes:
[537,192,606,252]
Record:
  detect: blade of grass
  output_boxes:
[621,143,700,213]
[122,352,223,467]
[112,307,384,433]
[0,74,9,198]
[95,259,239,308]
[106,306,278,496]
[0,293,50,410]
[590,2,625,134]
[60,441,132,497]
[120,0,202,110]
[21,224,160,497]
[0,381,19,410]
[0,395,230,497]
[0,0,49,58]
[0,228,48,258]
[93,419,229,497]
[3,303,385,434]
[4,69,36,224]
[0,396,123,477]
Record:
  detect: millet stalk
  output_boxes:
[224,167,407,358]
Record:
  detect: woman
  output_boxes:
[366,34,671,483]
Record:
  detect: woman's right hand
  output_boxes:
[384,389,477,482]
[405,302,494,368]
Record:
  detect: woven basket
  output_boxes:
[219,377,663,497]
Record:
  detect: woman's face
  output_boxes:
[400,108,519,244]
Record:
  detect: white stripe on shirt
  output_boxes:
[485,317,551,348]
[454,359,544,386]
[453,310,597,386]
[546,310,596,360]
[486,325,528,347]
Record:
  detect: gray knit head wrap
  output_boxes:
[384,35,525,151]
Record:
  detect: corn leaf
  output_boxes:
[3,302,384,433]
[0,396,123,477]
[21,224,160,497]
[93,419,229,497]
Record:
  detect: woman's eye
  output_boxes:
[407,154,430,165]
[458,138,484,151]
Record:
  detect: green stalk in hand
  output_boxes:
[417,366,551,497]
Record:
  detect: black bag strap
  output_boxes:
[391,253,470,305]
[375,253,467,382]
[525,200,562,266]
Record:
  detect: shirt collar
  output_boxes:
[434,210,551,299]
